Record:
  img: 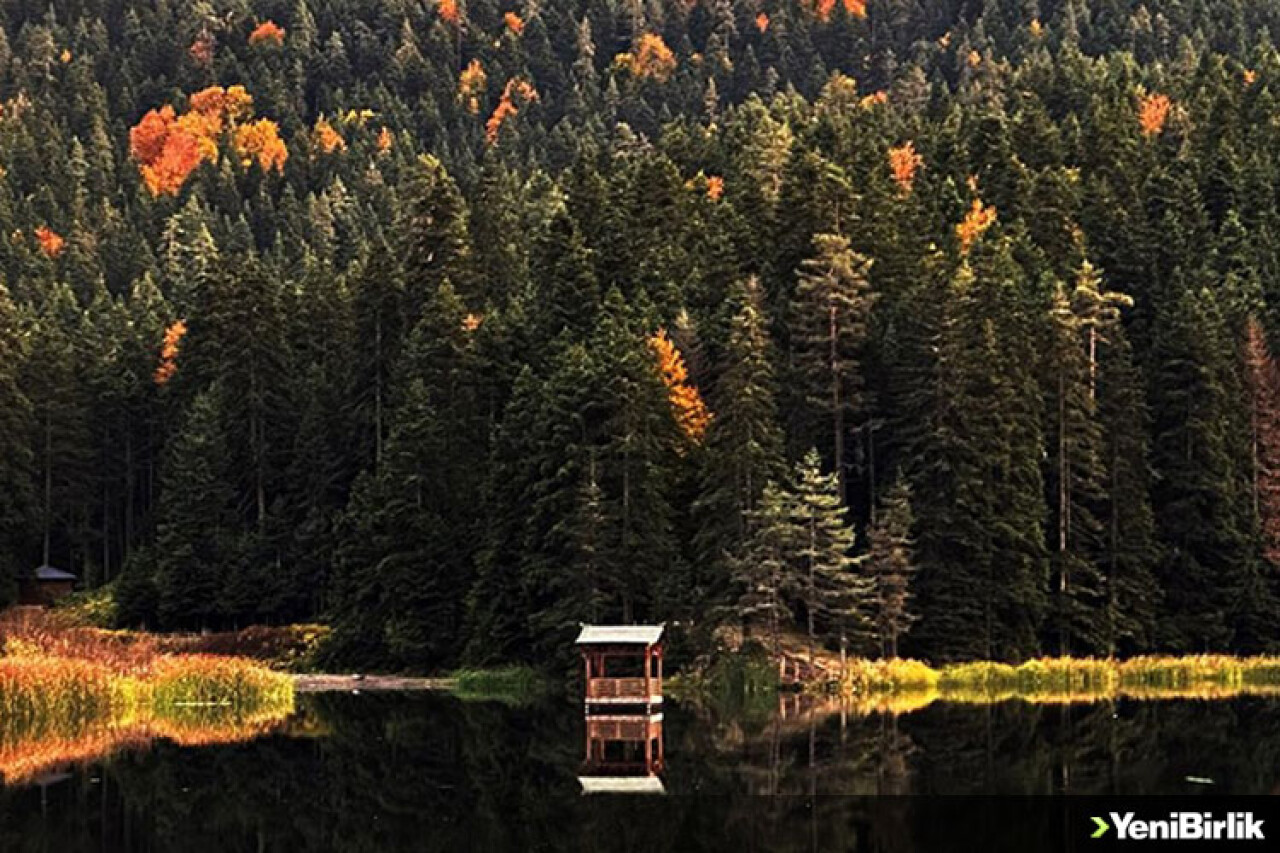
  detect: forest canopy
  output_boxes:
[3,0,1280,671]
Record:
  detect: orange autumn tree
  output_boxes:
[458,59,488,114]
[628,34,677,82]
[813,0,865,22]
[130,85,285,195]
[706,175,725,201]
[189,31,215,67]
[649,329,711,444]
[485,78,538,145]
[249,21,285,47]
[129,106,206,196]
[503,12,524,35]
[438,0,462,25]
[34,226,65,258]
[312,117,346,154]
[860,90,887,108]
[376,126,394,154]
[956,197,997,254]
[888,142,924,194]
[755,13,770,32]
[1139,93,1172,137]
[234,119,288,172]
[154,320,188,386]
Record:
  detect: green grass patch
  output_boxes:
[450,666,550,706]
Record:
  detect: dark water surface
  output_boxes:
[3,692,1280,851]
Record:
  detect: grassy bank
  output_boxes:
[0,609,296,783]
[449,666,550,706]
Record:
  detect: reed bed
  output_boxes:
[827,654,1280,710]
[0,609,296,785]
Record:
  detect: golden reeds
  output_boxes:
[0,611,295,785]
[827,654,1280,712]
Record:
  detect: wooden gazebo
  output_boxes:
[576,624,664,711]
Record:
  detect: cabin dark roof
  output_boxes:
[33,565,76,582]
[576,625,664,645]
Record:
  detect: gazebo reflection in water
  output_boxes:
[575,624,666,795]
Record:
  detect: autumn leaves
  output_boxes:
[128,86,286,197]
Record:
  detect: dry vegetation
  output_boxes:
[0,608,295,784]
[830,654,1280,710]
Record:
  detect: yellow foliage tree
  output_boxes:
[631,34,677,82]
[234,119,288,173]
[649,330,711,444]
[458,59,488,114]
[312,117,346,154]
[956,198,997,255]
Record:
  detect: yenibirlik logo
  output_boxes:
[1091,812,1265,841]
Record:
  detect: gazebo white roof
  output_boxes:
[575,624,665,646]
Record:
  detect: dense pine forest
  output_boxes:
[5,0,1280,672]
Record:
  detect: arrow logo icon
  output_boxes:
[1091,816,1111,839]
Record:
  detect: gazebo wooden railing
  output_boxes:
[585,677,649,701]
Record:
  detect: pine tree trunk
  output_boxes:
[375,311,384,467]
[1058,370,1069,657]
[124,428,134,555]
[830,304,844,505]
[808,517,816,667]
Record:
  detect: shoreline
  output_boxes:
[292,674,457,693]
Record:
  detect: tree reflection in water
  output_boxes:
[3,692,1280,850]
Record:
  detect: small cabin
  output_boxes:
[17,565,77,606]
[576,624,664,711]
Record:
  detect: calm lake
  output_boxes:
[4,692,1279,850]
